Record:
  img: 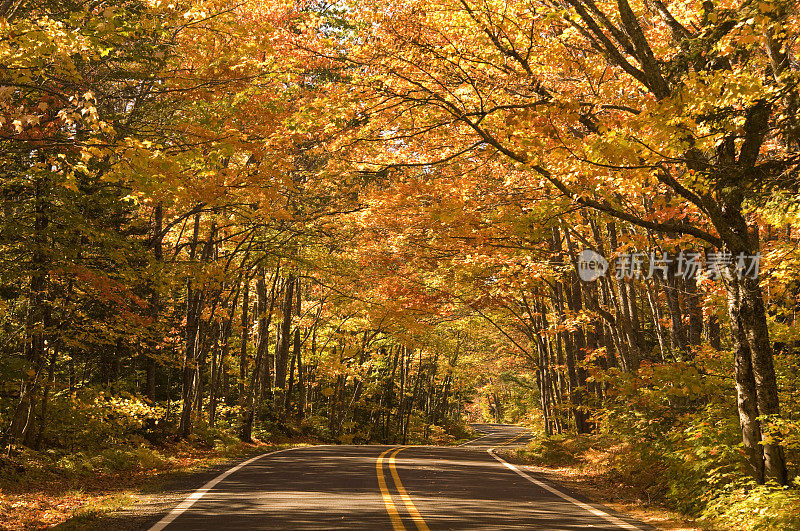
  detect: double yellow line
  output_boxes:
[376,447,430,531]
[499,431,527,446]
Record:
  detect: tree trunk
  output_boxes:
[735,274,787,484]
[34,346,57,449]
[664,266,688,358]
[706,313,721,350]
[645,278,669,361]
[725,276,765,483]
[274,275,294,409]
[146,201,163,402]
[238,280,250,401]
[178,213,202,439]
[5,177,49,446]
[296,328,305,419]
[286,327,300,413]
[561,264,592,433]
[240,265,279,442]
[684,270,703,346]
[285,278,301,413]
[210,284,237,427]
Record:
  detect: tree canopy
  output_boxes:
[1,0,799,526]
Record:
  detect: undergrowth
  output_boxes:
[514,349,800,530]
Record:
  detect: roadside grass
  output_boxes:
[52,492,134,530]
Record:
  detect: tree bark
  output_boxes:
[735,274,787,484]
[274,275,295,408]
[725,276,765,483]
[5,176,49,446]
[146,201,163,402]
[178,213,202,439]
[238,280,250,402]
[240,265,278,441]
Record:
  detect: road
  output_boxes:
[146,424,649,530]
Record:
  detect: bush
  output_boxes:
[509,348,800,529]
[193,420,238,449]
[42,388,166,454]
[54,445,169,473]
[514,433,607,467]
[589,349,800,528]
[703,478,800,530]
[427,424,454,445]
[299,415,330,440]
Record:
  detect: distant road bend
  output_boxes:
[147,424,650,530]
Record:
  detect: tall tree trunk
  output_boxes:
[34,346,57,449]
[274,275,294,409]
[716,203,787,484]
[725,277,765,483]
[296,328,305,419]
[403,349,422,444]
[240,265,279,442]
[664,265,689,359]
[384,345,399,442]
[286,328,300,413]
[192,223,218,420]
[210,282,238,427]
[285,278,301,413]
[238,280,250,401]
[684,270,703,346]
[146,201,163,402]
[563,230,592,433]
[5,177,49,446]
[706,313,721,350]
[735,274,787,484]
[397,346,407,443]
[178,213,202,439]
[436,337,459,424]
[606,223,642,369]
[645,278,669,361]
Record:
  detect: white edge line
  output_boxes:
[148,445,323,531]
[487,448,641,531]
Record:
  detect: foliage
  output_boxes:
[513,350,800,528]
[703,478,800,531]
[41,389,164,454]
[1,0,799,526]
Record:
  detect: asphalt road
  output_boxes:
[146,424,650,530]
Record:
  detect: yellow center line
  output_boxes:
[377,448,405,531]
[389,447,431,531]
[500,431,526,446]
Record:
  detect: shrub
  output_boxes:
[42,389,166,453]
[703,478,800,530]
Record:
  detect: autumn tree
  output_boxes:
[290,0,799,483]
[0,0,183,445]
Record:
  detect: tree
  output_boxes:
[295,0,798,483]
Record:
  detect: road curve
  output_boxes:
[145,424,651,530]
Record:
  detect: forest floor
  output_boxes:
[0,437,320,530]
